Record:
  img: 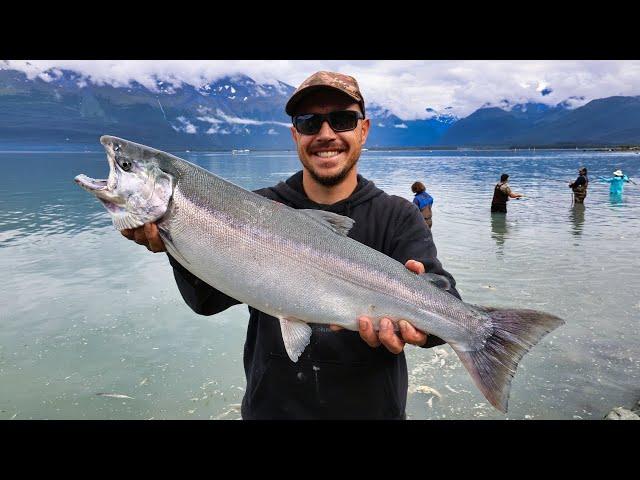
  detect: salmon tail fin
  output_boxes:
[451,307,564,413]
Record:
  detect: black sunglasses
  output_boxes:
[292,110,364,135]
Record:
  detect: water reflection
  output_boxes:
[490,212,508,253]
[569,204,585,237]
[609,192,624,205]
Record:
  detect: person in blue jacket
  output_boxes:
[599,169,632,197]
[411,181,434,228]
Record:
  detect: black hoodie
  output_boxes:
[167,171,460,419]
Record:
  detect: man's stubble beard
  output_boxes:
[300,149,361,187]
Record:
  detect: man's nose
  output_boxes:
[315,119,337,139]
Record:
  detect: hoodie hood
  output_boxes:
[265,171,384,217]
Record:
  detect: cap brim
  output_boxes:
[285,85,362,116]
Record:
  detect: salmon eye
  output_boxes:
[116,156,132,171]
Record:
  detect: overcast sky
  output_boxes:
[4,60,640,119]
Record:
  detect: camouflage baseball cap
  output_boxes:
[285,71,365,117]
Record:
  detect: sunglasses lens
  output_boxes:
[329,111,359,131]
[294,114,322,135]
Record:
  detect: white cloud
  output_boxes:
[197,115,223,124]
[215,109,290,127]
[4,60,640,119]
[267,128,278,135]
[173,116,197,134]
[198,110,289,131]
[394,123,408,129]
[38,72,55,82]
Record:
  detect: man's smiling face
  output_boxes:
[290,89,369,187]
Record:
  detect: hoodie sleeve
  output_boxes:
[388,200,461,349]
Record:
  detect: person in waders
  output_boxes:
[491,173,523,213]
[411,181,434,228]
[569,167,589,204]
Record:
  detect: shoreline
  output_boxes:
[1,145,640,154]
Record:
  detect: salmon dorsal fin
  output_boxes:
[278,316,312,362]
[300,209,355,237]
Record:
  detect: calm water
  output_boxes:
[1,148,639,420]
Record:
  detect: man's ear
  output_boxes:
[290,126,298,145]
[360,118,370,145]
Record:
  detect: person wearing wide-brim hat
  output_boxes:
[569,166,589,204]
[599,169,632,196]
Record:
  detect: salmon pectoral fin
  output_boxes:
[452,308,565,413]
[160,233,191,267]
[278,316,312,363]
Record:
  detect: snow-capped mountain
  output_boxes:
[0,68,295,149]
[437,97,640,147]
[2,66,640,149]
[0,67,456,149]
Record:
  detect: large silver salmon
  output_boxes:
[75,135,564,413]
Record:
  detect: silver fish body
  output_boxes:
[163,160,478,342]
[75,136,565,413]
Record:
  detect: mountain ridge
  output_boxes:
[1,67,639,149]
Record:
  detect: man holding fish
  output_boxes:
[120,71,461,419]
[78,71,561,419]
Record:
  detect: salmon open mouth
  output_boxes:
[75,141,120,198]
[74,175,108,192]
[74,175,124,214]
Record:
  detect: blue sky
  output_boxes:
[3,60,640,119]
